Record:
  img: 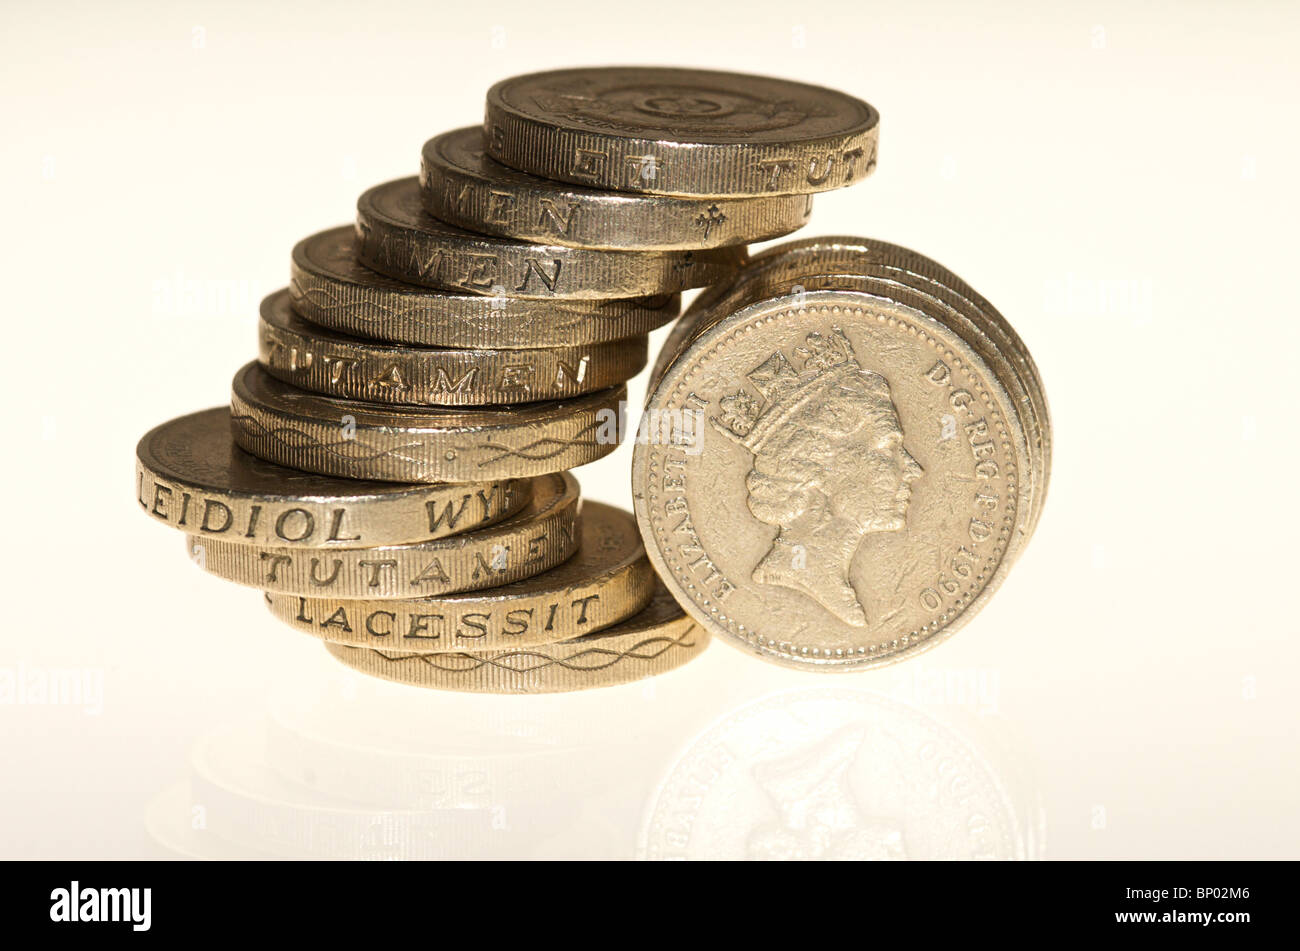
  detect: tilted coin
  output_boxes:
[356,178,744,299]
[655,238,1051,534]
[323,580,707,694]
[633,287,1036,670]
[136,407,530,548]
[420,126,812,250]
[485,67,879,197]
[188,473,578,597]
[264,501,653,652]
[259,289,647,406]
[230,362,626,482]
[291,227,680,348]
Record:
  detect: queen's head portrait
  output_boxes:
[712,328,923,627]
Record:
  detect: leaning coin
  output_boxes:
[264,501,653,652]
[291,227,680,349]
[420,126,812,250]
[259,289,647,406]
[356,178,743,299]
[485,67,878,197]
[136,407,530,547]
[322,580,707,693]
[230,362,625,482]
[187,473,578,597]
[633,288,1035,670]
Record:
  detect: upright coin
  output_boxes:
[485,67,879,197]
[633,289,1034,670]
[259,289,647,406]
[189,473,579,597]
[230,362,625,482]
[136,407,530,547]
[656,238,1051,534]
[264,502,653,652]
[420,126,812,250]
[291,227,680,348]
[356,178,744,299]
[323,580,707,693]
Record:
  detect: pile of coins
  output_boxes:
[136,67,885,692]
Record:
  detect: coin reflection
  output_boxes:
[638,686,1042,860]
[144,651,702,859]
[143,653,1039,859]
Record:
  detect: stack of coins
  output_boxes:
[136,67,883,692]
[633,237,1050,670]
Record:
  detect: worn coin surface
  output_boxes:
[264,502,653,652]
[322,580,706,693]
[291,227,680,348]
[485,67,879,197]
[259,289,647,406]
[633,287,1034,670]
[189,473,578,597]
[654,238,1050,535]
[356,178,744,299]
[230,362,625,482]
[136,407,530,547]
[420,126,812,249]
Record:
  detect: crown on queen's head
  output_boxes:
[711,327,861,453]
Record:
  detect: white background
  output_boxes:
[1,0,1297,858]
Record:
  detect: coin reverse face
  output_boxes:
[633,290,1032,669]
[485,67,879,197]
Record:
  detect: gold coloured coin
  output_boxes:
[420,126,812,250]
[188,473,579,597]
[356,178,744,299]
[291,227,680,348]
[263,502,653,652]
[633,287,1037,670]
[230,362,625,482]
[485,67,878,197]
[258,289,647,406]
[323,581,707,693]
[136,407,530,547]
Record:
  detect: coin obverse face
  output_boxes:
[633,290,1033,669]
